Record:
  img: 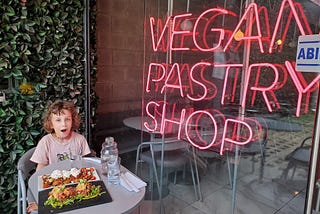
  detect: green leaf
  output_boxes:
[30,130,40,136]
[24,49,31,55]
[10,25,17,32]
[16,117,23,124]
[18,110,26,115]
[12,69,22,77]
[39,31,46,36]
[22,33,31,41]
[44,16,53,24]
[16,144,24,151]
[6,6,15,16]
[26,101,33,109]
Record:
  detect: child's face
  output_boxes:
[51,109,73,139]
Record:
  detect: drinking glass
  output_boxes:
[69,149,82,169]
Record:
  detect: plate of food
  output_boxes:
[38,180,112,214]
[39,167,100,190]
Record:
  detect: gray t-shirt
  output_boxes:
[30,132,91,165]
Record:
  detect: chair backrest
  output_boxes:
[17,147,37,180]
[239,117,268,154]
[148,138,189,152]
[286,136,312,164]
[17,147,37,214]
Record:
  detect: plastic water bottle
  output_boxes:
[100,137,115,175]
[100,137,120,184]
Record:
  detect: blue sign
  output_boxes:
[295,34,320,72]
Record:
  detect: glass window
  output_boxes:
[139,0,320,213]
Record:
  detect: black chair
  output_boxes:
[225,117,269,184]
[17,147,38,214]
[135,137,201,201]
[281,136,312,180]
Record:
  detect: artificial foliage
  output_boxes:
[0,0,97,212]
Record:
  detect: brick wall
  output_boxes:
[95,0,144,116]
[92,0,200,153]
[93,0,146,153]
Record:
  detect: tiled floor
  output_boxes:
[120,115,314,214]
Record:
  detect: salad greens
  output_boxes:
[44,180,105,209]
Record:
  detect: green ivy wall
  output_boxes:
[0,0,97,212]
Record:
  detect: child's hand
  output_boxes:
[27,201,38,213]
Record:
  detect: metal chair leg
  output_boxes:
[231,148,240,214]
[191,147,202,201]
[135,144,143,175]
[227,154,233,189]
[189,159,199,201]
[17,178,21,214]
[316,181,320,211]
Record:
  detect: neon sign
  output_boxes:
[150,0,313,53]
[145,0,319,153]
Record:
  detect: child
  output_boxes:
[27,100,92,212]
[30,100,91,171]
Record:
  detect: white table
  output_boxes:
[123,116,149,133]
[28,158,145,214]
[123,116,161,141]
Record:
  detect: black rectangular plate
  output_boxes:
[38,180,112,214]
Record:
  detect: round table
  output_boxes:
[28,157,145,214]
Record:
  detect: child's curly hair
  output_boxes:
[43,100,81,133]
